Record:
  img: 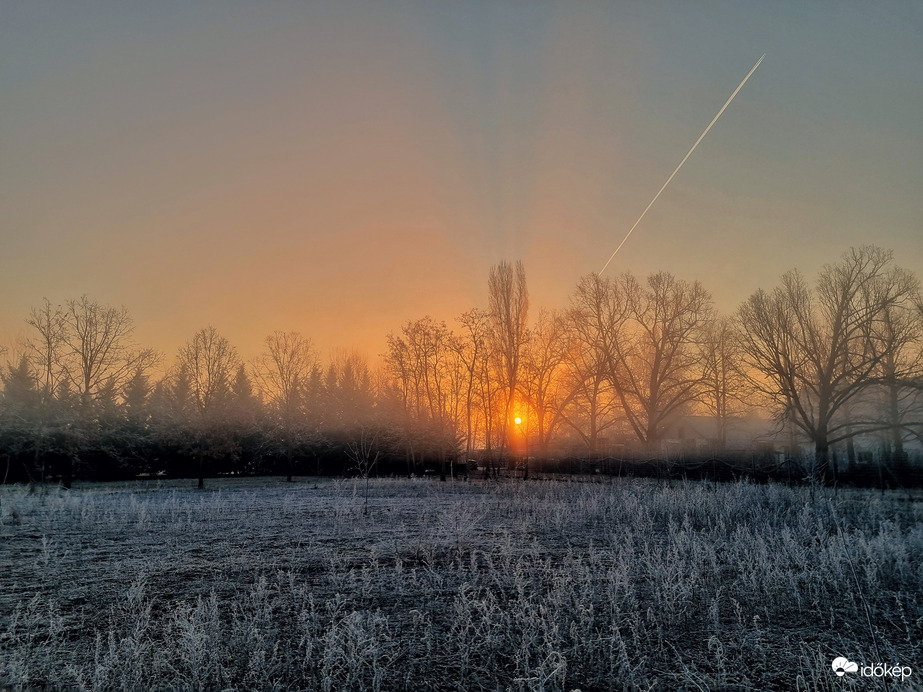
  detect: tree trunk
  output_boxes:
[814,438,831,485]
[646,432,661,460]
[890,385,907,469]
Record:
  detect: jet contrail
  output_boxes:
[599,54,765,275]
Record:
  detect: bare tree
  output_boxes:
[867,291,923,469]
[60,295,158,408]
[519,308,570,469]
[382,329,418,475]
[556,321,621,461]
[343,426,383,513]
[176,326,241,488]
[568,274,630,458]
[488,261,529,463]
[738,246,920,482]
[21,296,157,486]
[384,317,462,480]
[254,331,316,481]
[617,272,712,452]
[25,299,66,407]
[453,309,491,461]
[453,308,504,477]
[571,272,712,454]
[699,316,751,451]
[21,301,67,485]
[178,327,239,418]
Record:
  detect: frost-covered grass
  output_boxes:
[1,476,921,691]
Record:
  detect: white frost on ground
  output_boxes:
[1,476,921,690]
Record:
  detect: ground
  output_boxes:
[1,476,921,691]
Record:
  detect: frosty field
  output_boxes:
[1,477,921,691]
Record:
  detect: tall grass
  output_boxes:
[1,477,920,690]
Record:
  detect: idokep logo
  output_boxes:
[832,656,913,682]
[832,657,858,676]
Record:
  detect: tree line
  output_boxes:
[2,246,921,486]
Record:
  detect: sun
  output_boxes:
[514,417,522,425]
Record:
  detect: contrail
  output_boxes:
[599,54,765,275]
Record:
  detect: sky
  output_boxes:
[2,1,921,366]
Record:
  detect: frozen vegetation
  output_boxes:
[1,477,921,690]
